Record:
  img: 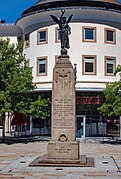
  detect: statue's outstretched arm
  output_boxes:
[60,9,65,20]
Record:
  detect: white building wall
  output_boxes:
[23,22,121,90]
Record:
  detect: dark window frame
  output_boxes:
[37,29,48,45]
[82,26,96,43]
[104,56,116,76]
[82,55,97,75]
[24,33,30,48]
[104,28,116,44]
[36,56,48,76]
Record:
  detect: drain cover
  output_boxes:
[20,161,26,163]
[56,168,63,170]
[102,161,109,164]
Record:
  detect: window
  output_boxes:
[105,56,116,76]
[107,117,119,137]
[55,27,61,43]
[37,29,48,45]
[105,28,116,44]
[82,55,96,75]
[82,27,96,42]
[37,57,47,76]
[25,33,30,47]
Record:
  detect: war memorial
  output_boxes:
[29,10,94,167]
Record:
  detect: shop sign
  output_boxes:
[48,95,101,105]
[76,95,101,105]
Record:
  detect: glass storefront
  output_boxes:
[106,117,120,137]
[76,116,84,138]
[32,118,51,136]
[85,116,106,137]
[76,91,120,138]
[76,91,105,137]
[11,91,120,138]
[31,91,51,136]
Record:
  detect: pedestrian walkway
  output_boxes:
[0,140,121,178]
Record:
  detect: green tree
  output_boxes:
[0,38,50,139]
[28,95,50,119]
[99,64,121,116]
[0,38,35,138]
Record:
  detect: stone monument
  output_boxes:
[47,10,79,160]
[47,54,79,160]
[29,10,94,167]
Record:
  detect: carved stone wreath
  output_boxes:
[59,133,68,142]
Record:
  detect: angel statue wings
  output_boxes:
[50,10,73,54]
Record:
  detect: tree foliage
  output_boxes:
[0,38,35,117]
[99,64,121,116]
[0,38,50,123]
[28,95,50,119]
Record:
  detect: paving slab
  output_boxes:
[0,140,121,178]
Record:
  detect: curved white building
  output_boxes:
[1,0,121,138]
[16,0,121,91]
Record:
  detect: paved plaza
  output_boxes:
[0,139,121,179]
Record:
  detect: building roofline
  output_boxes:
[21,0,121,18]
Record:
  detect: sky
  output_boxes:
[0,0,121,23]
[0,0,38,23]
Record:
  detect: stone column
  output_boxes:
[47,55,79,160]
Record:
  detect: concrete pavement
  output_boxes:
[0,139,121,178]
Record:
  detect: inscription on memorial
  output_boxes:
[53,98,74,129]
[55,146,71,154]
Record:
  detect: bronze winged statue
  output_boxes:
[50,10,73,54]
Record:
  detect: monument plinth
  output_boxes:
[47,55,79,160]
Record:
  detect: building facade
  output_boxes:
[1,0,121,138]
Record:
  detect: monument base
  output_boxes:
[47,141,79,160]
[29,155,94,167]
